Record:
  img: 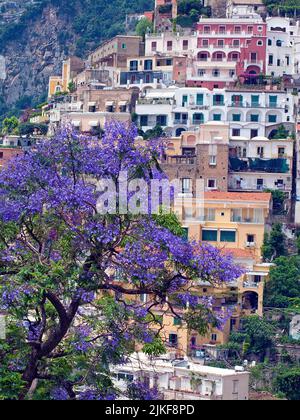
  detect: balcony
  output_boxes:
[231,216,264,224]
[229,157,290,174]
[162,155,196,165]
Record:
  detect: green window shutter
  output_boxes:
[251,114,259,122]
[232,114,241,122]
[202,230,218,241]
[220,230,236,242]
[213,114,221,121]
[196,94,204,105]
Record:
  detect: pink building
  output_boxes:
[187,18,267,89]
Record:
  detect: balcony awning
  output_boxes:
[105,101,115,106]
[72,120,81,127]
[246,272,269,277]
[89,121,99,127]
[88,102,96,106]
[119,101,128,106]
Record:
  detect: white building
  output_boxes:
[229,136,294,198]
[267,17,300,77]
[136,86,295,138]
[226,0,266,20]
[112,353,250,401]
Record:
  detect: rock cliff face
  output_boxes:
[0,0,153,114]
[0,5,77,107]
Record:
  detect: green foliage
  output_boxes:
[263,0,300,17]
[19,122,48,136]
[142,125,164,140]
[153,212,186,238]
[262,223,286,262]
[242,316,275,359]
[274,367,300,400]
[1,116,19,134]
[143,337,166,357]
[264,189,285,215]
[265,256,300,308]
[135,18,153,39]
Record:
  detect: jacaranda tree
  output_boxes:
[0,122,243,400]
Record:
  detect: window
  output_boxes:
[174,318,182,326]
[182,95,188,107]
[220,230,236,242]
[167,41,173,51]
[247,234,255,244]
[213,114,222,121]
[117,373,134,382]
[232,128,240,137]
[230,53,239,62]
[257,147,264,157]
[232,114,241,122]
[219,26,226,34]
[278,147,285,157]
[250,52,257,63]
[233,380,239,394]
[196,93,204,105]
[213,94,224,105]
[209,155,217,166]
[182,227,189,241]
[257,40,263,46]
[268,39,272,46]
[211,334,218,342]
[121,43,127,49]
[257,178,264,189]
[248,26,253,34]
[251,114,259,122]
[202,39,209,47]
[276,40,283,47]
[140,115,148,126]
[151,41,157,51]
[169,334,178,346]
[144,59,153,70]
[198,69,206,77]
[129,60,138,71]
[183,40,189,50]
[207,179,216,189]
[229,70,235,78]
[268,114,277,123]
[193,113,204,124]
[156,115,167,126]
[234,26,241,34]
[212,69,220,77]
[251,129,258,138]
[268,54,274,66]
[251,95,260,107]
[269,95,278,108]
[204,26,210,34]
[202,229,218,242]
[182,178,191,194]
[217,39,224,47]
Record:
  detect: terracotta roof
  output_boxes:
[204,191,272,202]
[221,248,256,259]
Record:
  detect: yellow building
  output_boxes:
[154,191,273,357]
[48,57,85,98]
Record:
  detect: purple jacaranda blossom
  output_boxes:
[71,325,93,352]
[78,390,116,400]
[51,387,69,401]
[127,381,161,400]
